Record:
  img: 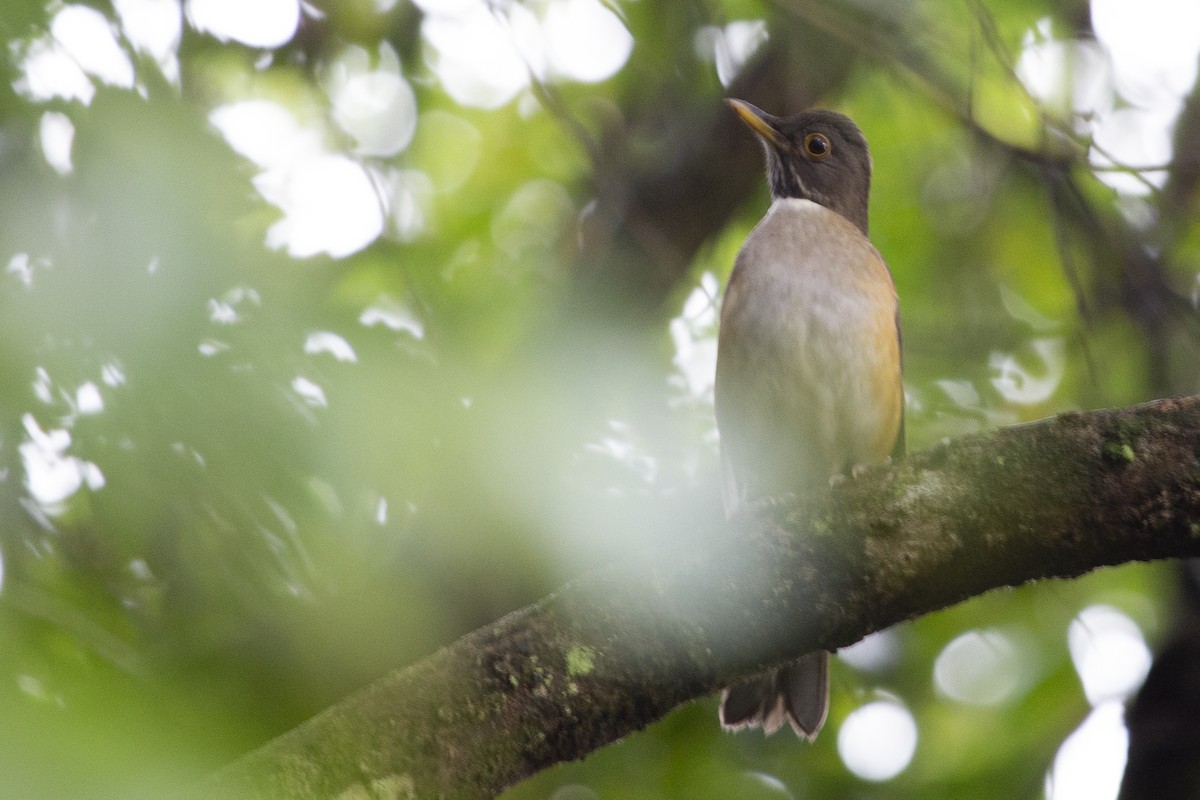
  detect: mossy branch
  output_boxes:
[184,396,1200,800]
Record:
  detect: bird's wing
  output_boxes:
[891,305,906,459]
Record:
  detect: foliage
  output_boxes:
[0,0,1195,798]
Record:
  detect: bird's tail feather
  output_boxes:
[718,651,829,740]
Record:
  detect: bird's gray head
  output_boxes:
[727,99,873,235]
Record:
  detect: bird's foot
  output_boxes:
[831,457,891,486]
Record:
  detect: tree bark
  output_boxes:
[184,396,1200,800]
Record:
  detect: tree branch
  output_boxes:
[184,396,1200,800]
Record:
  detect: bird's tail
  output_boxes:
[718,651,829,740]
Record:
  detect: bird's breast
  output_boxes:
[716,198,902,501]
[723,199,895,369]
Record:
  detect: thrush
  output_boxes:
[716,99,904,739]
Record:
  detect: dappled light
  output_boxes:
[1016,1,1200,196]
[209,100,388,257]
[19,412,106,511]
[837,698,918,781]
[1068,605,1152,706]
[417,0,631,107]
[48,5,135,90]
[185,0,299,48]
[38,110,75,174]
[838,629,902,673]
[1092,0,1200,105]
[669,272,720,405]
[695,20,769,89]
[329,45,418,157]
[1046,701,1129,800]
[114,0,183,81]
[305,331,359,363]
[934,628,1027,706]
[989,338,1066,405]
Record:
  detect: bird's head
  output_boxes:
[727,99,872,235]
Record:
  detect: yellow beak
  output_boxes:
[725,98,787,149]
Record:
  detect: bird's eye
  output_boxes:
[803,132,831,159]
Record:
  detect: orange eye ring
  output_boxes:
[803,132,831,159]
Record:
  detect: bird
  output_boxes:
[715,99,904,739]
